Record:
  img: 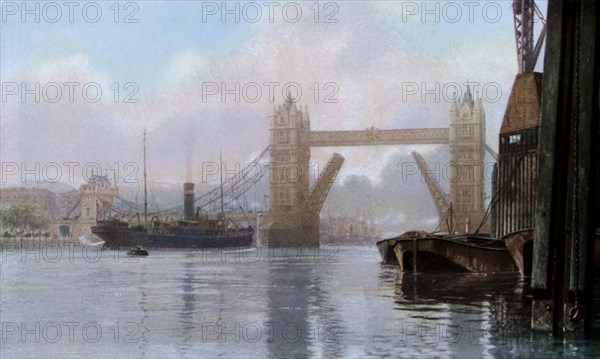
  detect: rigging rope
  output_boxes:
[113,146,270,215]
[474,154,527,235]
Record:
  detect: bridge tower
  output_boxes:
[265,93,315,246]
[79,174,118,236]
[449,87,487,233]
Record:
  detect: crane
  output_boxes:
[513,0,547,74]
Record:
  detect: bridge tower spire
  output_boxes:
[449,86,487,234]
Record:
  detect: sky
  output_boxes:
[1,0,547,187]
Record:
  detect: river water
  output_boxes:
[1,240,599,358]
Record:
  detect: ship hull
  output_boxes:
[392,235,518,273]
[92,224,253,250]
[376,238,398,265]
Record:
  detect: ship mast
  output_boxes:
[143,129,148,228]
[219,146,224,215]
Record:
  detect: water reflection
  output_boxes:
[2,244,598,358]
[135,259,150,357]
[265,259,312,357]
[392,270,534,358]
[177,254,197,356]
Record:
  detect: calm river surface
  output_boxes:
[1,241,599,358]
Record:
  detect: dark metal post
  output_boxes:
[531,0,598,334]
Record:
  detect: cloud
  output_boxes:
[2,2,519,187]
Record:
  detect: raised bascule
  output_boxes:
[264,86,489,247]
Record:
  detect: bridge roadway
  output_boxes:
[308,128,450,147]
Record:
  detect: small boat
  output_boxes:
[127,246,149,256]
[376,238,398,265]
[503,229,534,276]
[377,231,429,265]
[503,228,600,276]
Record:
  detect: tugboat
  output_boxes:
[127,246,149,256]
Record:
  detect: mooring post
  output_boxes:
[531,0,598,335]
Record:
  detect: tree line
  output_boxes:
[0,202,51,237]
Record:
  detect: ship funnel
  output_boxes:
[184,182,195,220]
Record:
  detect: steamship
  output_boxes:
[92,182,254,250]
[92,132,253,250]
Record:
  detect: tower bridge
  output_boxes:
[97,86,487,247]
[264,86,487,247]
